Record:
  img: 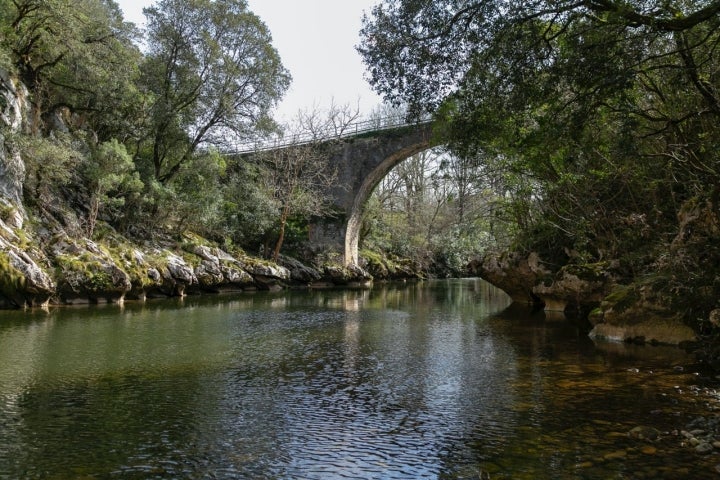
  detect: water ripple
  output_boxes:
[0,281,712,479]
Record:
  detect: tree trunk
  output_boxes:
[86,194,99,238]
[272,205,290,262]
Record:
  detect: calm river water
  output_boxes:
[0,279,719,479]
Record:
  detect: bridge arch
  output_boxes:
[242,121,436,267]
[344,139,433,265]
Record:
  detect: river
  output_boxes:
[0,279,718,479]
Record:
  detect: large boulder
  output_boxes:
[190,245,254,292]
[468,251,549,305]
[153,253,197,297]
[359,250,420,281]
[107,248,165,301]
[533,263,617,313]
[278,254,322,285]
[588,284,696,345]
[321,263,372,287]
[235,255,290,290]
[0,232,54,308]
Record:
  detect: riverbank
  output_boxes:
[0,215,431,308]
[468,250,710,349]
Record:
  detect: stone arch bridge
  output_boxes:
[236,121,435,266]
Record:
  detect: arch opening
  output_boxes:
[344,142,435,266]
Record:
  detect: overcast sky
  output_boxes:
[116,0,384,122]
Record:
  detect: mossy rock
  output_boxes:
[0,250,27,302]
[602,284,640,315]
[359,249,422,280]
[360,249,394,278]
[54,253,130,300]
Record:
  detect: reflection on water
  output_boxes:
[0,280,717,479]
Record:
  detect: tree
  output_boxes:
[358,1,720,260]
[83,139,143,238]
[0,0,141,136]
[358,0,720,180]
[359,1,720,114]
[363,147,505,275]
[139,0,290,183]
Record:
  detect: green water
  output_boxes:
[0,279,717,479]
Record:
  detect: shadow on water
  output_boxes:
[0,279,718,479]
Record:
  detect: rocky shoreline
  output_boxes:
[0,224,381,308]
[469,250,704,347]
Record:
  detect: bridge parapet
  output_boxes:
[230,117,432,155]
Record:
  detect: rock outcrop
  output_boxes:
[320,262,373,287]
[470,252,617,312]
[279,255,322,284]
[0,68,28,225]
[0,221,375,307]
[51,236,132,304]
[533,263,617,313]
[588,284,697,345]
[359,249,421,281]
[0,230,54,308]
[471,250,697,345]
[468,251,549,305]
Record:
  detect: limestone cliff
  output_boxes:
[0,68,28,224]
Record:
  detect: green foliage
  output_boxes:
[0,203,15,223]
[15,132,84,208]
[0,0,299,263]
[216,159,277,250]
[0,47,13,74]
[166,150,226,237]
[360,0,720,301]
[83,139,143,237]
[138,0,290,183]
[1,0,142,136]
[0,250,26,299]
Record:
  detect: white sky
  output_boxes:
[116,0,384,122]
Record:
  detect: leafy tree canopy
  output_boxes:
[0,0,142,136]
[358,1,720,155]
[359,0,720,272]
[139,0,291,183]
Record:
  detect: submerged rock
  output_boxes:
[589,284,696,345]
[628,426,661,442]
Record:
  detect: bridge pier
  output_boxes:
[328,125,433,267]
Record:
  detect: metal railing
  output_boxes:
[229,116,432,155]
